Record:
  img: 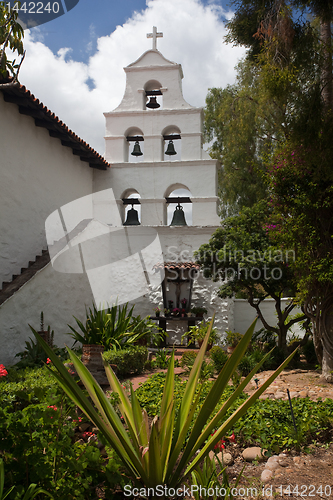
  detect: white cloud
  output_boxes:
[19,0,245,155]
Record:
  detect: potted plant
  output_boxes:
[164,308,171,317]
[183,320,218,349]
[224,330,243,354]
[154,306,161,317]
[191,306,208,317]
[67,306,108,373]
[172,307,181,317]
[180,298,188,310]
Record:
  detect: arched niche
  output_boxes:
[165,185,192,226]
[144,79,163,110]
[121,189,141,225]
[162,125,181,161]
[125,127,144,163]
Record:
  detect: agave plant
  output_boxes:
[68,303,160,349]
[35,317,296,495]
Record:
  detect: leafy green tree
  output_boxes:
[195,202,306,352]
[0,1,24,83]
[205,0,324,216]
[226,0,331,116]
[267,141,333,380]
[204,59,283,216]
[224,0,333,380]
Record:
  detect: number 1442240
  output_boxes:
[6,2,60,14]
[277,485,332,497]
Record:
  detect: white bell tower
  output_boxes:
[101,27,220,228]
[93,28,231,338]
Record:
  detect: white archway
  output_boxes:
[165,185,192,225]
[121,189,141,225]
[125,127,144,163]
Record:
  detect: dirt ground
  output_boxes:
[225,441,333,499]
[224,368,333,499]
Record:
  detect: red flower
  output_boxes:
[46,358,51,364]
[0,364,8,377]
[228,432,236,443]
[82,431,96,439]
[214,439,226,451]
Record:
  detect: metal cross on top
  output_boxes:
[147,26,163,50]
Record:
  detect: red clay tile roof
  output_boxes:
[154,262,200,271]
[0,79,110,170]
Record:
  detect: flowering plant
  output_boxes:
[181,298,187,307]
[154,307,161,313]
[0,364,8,377]
[211,430,236,451]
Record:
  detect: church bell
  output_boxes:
[131,141,143,156]
[170,203,187,226]
[123,205,140,226]
[165,140,177,156]
[146,96,160,109]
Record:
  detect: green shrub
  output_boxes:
[103,346,148,376]
[135,373,333,453]
[0,366,62,408]
[180,350,197,371]
[233,396,333,453]
[135,372,245,419]
[251,328,277,351]
[180,350,214,380]
[209,346,228,373]
[262,346,286,370]
[302,338,318,364]
[238,349,268,376]
[154,348,171,368]
[0,366,124,499]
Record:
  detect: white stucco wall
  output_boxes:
[0,94,94,284]
[0,262,94,366]
[233,298,303,337]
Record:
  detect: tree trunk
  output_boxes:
[314,300,333,383]
[320,19,333,112]
[321,345,333,383]
[277,325,288,354]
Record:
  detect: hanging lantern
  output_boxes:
[165,140,177,156]
[131,141,143,156]
[146,96,160,109]
[123,205,140,225]
[170,203,187,226]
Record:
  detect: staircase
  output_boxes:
[0,249,50,306]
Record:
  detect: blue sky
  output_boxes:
[33,0,231,62]
[17,0,245,154]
